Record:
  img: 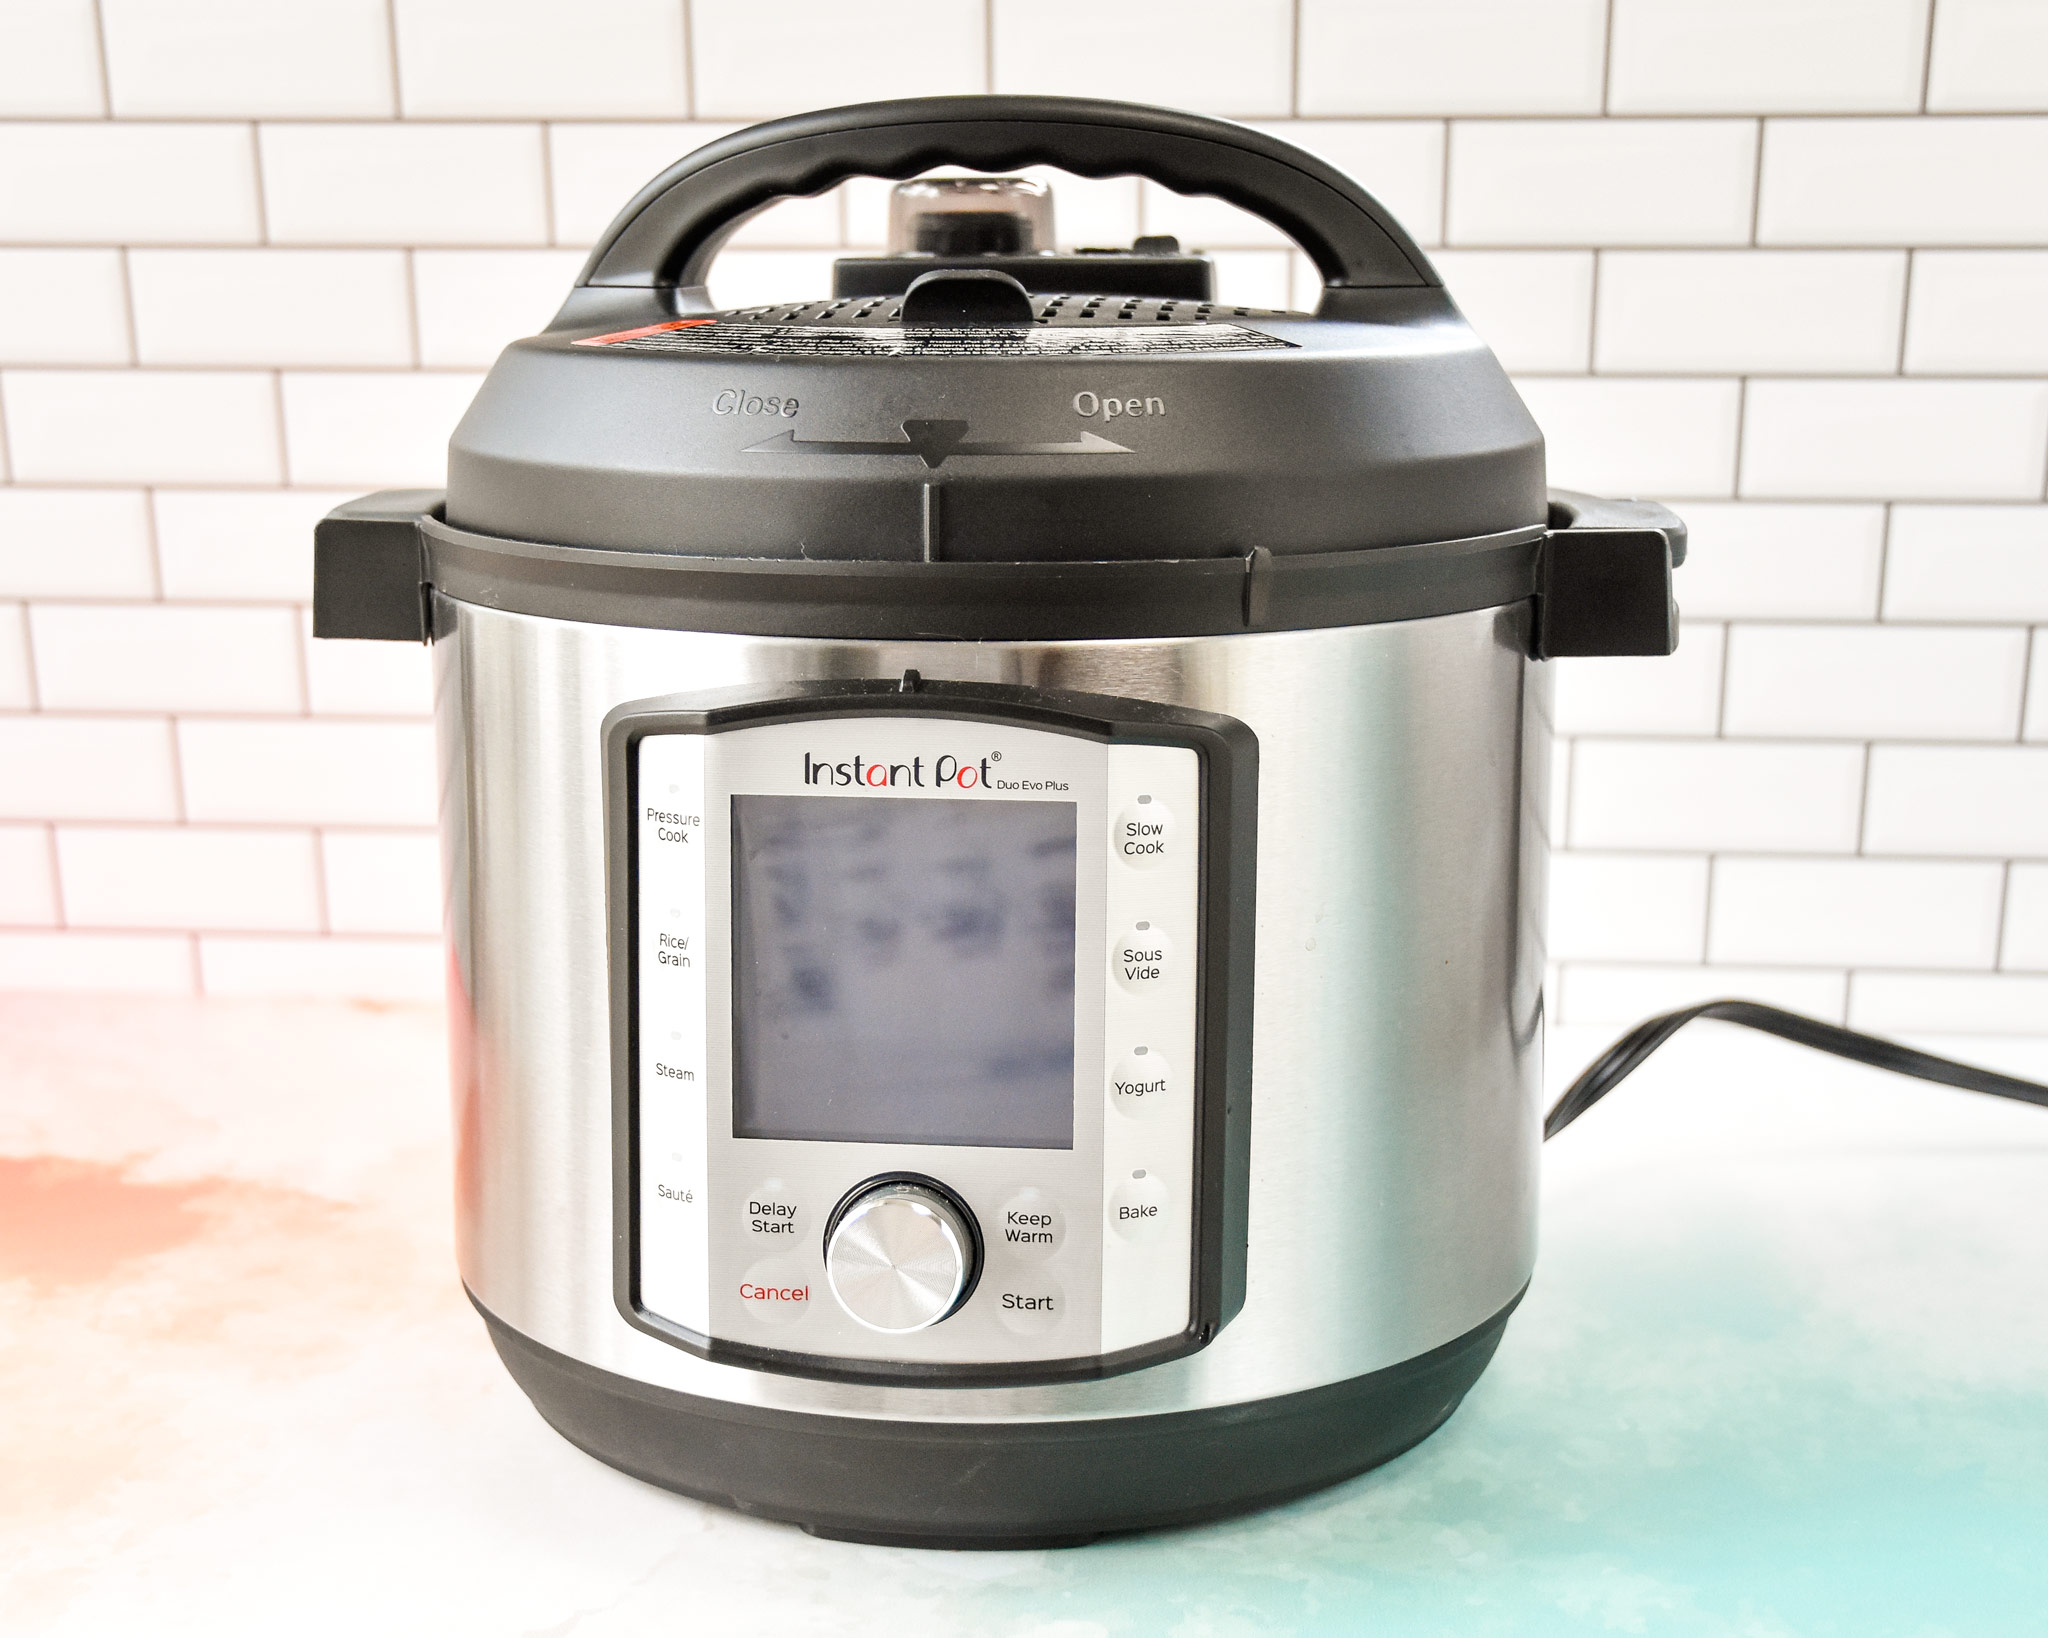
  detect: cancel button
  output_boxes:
[995,1278,1064,1336]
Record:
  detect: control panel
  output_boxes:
[604,680,1255,1385]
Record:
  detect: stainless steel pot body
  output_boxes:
[436,593,1549,1424]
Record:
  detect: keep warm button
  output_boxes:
[1113,922,1172,992]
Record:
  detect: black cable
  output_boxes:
[1544,998,2048,1141]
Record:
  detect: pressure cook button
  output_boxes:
[1110,1047,1172,1118]
[996,1188,1063,1257]
[736,1256,811,1326]
[744,1179,799,1238]
[1109,1171,1170,1242]
[1113,797,1174,868]
[995,1278,1064,1336]
[1113,922,1172,991]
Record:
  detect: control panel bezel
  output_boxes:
[602,677,1256,1387]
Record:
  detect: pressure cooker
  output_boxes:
[313,96,1684,1548]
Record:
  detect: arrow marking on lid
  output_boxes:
[744,419,1130,470]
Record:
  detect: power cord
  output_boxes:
[1545,999,2048,1141]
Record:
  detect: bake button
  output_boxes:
[1112,922,1172,991]
[1110,1047,1172,1119]
[743,1179,800,1239]
[1113,797,1174,869]
[736,1256,811,1326]
[994,1278,1064,1336]
[996,1188,1063,1257]
[1109,1171,1170,1242]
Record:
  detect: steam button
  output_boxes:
[1109,1171,1170,1242]
[1113,922,1172,992]
[1113,797,1174,869]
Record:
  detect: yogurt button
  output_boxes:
[1110,1048,1172,1119]
[1113,797,1174,869]
[1109,1171,1170,1243]
[1113,922,1172,992]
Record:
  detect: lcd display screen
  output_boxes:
[730,794,1077,1149]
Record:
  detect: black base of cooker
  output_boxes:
[475,1287,1523,1549]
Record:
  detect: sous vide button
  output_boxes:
[1113,922,1172,991]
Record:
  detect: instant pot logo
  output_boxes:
[747,417,1128,469]
[800,750,1069,793]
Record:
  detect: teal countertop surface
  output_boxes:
[5,1001,2045,1635]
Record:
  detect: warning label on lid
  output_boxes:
[573,319,1295,358]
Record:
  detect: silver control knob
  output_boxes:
[824,1180,979,1334]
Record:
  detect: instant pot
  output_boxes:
[315,97,1684,1547]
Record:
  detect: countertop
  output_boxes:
[4,994,2045,1636]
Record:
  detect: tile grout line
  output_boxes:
[682,0,697,117]
[87,0,112,117]
[384,0,405,118]
[115,247,140,367]
[1748,117,1765,245]
[44,820,67,930]
[1919,0,1939,114]
[538,123,561,252]
[1289,0,1302,118]
[16,601,40,712]
[1600,0,1617,115]
[1894,247,1915,375]
[402,249,424,367]
[983,0,995,94]
[1437,122,1452,251]
[1993,859,2012,969]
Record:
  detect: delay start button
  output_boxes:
[1109,1171,1170,1242]
[744,1178,799,1238]
[1113,922,1172,991]
[1113,796,1174,869]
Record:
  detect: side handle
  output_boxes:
[1532,491,1686,660]
[312,490,442,643]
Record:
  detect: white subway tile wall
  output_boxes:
[0,4,2042,1019]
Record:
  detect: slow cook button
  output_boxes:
[744,1179,799,1238]
[1110,1047,1171,1119]
[1113,796,1174,869]
[1113,922,1172,992]
[1109,1171,1170,1242]
[996,1188,1063,1257]
[995,1278,1064,1336]
[737,1256,810,1326]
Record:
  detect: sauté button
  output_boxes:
[736,1255,810,1326]
[1113,922,1172,991]
[996,1187,1063,1257]
[995,1277,1065,1336]
[1109,1170,1170,1242]
[1110,1047,1172,1119]
[1113,796,1174,869]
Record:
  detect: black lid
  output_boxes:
[444,97,1544,566]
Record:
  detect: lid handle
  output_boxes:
[574,95,1437,313]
